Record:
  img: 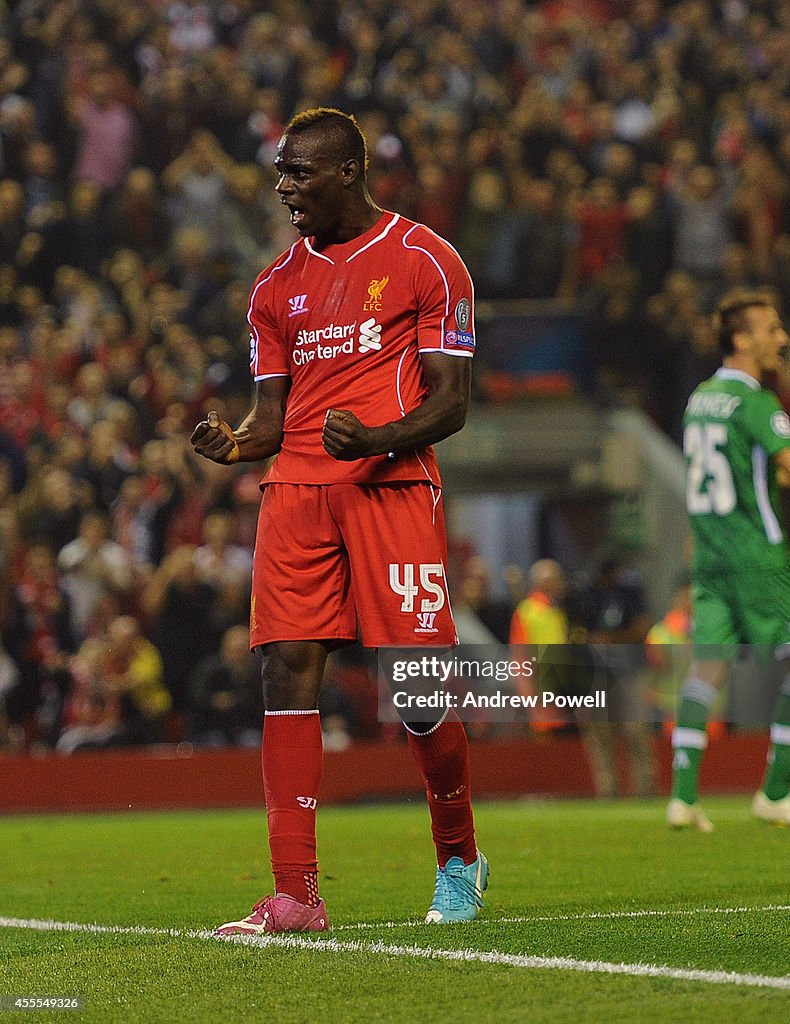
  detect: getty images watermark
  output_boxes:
[377,645,618,724]
[378,643,786,726]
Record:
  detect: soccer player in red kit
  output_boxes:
[191,107,487,934]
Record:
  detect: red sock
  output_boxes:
[262,710,323,906]
[406,710,477,867]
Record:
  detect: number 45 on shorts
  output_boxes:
[389,563,447,613]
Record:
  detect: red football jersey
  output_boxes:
[248,211,475,485]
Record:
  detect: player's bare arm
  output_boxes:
[322,352,471,461]
[775,447,790,487]
[191,376,290,465]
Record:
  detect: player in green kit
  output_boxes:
[668,291,790,829]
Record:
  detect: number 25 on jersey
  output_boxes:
[684,422,737,516]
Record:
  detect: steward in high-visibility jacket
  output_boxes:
[509,560,573,731]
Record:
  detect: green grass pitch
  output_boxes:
[1,797,788,1023]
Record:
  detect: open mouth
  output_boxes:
[283,201,307,228]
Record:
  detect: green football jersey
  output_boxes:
[683,368,790,573]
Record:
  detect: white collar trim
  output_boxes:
[716,368,760,390]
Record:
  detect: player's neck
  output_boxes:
[313,197,382,249]
[722,354,762,384]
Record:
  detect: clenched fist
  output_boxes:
[191,411,241,464]
[322,408,376,461]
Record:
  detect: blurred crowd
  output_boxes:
[3,0,790,751]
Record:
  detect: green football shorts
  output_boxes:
[692,566,790,660]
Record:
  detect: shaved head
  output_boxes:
[284,107,368,176]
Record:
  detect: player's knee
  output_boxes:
[260,640,326,710]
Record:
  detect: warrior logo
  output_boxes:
[416,612,438,632]
[288,294,309,316]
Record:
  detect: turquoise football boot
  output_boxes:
[425,850,489,924]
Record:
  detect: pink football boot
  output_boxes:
[215,894,329,936]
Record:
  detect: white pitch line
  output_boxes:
[0,918,216,940]
[1,916,789,991]
[333,902,790,932]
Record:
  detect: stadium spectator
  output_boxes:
[66,362,124,433]
[110,473,158,575]
[5,541,75,745]
[455,167,513,300]
[573,177,629,291]
[187,624,260,748]
[131,438,196,564]
[56,181,113,276]
[510,558,577,733]
[244,87,286,169]
[166,1,217,61]
[162,226,222,329]
[194,279,251,385]
[193,508,252,590]
[734,144,787,280]
[590,260,650,398]
[137,68,213,174]
[455,555,517,645]
[623,184,673,301]
[55,638,123,755]
[0,179,26,265]
[570,555,656,799]
[100,614,171,745]
[108,167,172,264]
[221,163,278,281]
[212,70,262,164]
[511,176,579,300]
[0,639,23,750]
[644,269,704,440]
[18,467,85,553]
[68,69,137,193]
[235,13,294,93]
[57,509,134,641]
[667,163,735,305]
[140,543,219,711]
[162,128,236,238]
[73,419,136,514]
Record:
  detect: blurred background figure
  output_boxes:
[57,510,134,642]
[644,573,693,727]
[193,508,252,589]
[141,544,219,716]
[55,637,122,755]
[510,558,585,734]
[570,555,656,798]
[454,555,516,645]
[100,614,171,745]
[7,541,75,746]
[187,624,260,748]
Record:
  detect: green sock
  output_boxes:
[671,678,717,805]
[762,688,790,801]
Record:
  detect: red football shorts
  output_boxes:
[250,482,457,648]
